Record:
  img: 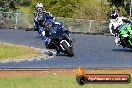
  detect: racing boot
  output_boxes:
[115,36,120,46]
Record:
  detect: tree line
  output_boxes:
[0,0,131,20]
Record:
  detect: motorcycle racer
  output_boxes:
[43,18,70,51]
[34,3,55,32]
[33,3,70,54]
[33,3,55,48]
[109,10,132,46]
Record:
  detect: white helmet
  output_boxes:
[36,3,43,8]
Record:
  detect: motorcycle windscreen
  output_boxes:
[49,26,64,38]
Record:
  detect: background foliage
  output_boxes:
[0,0,132,20]
[0,0,20,12]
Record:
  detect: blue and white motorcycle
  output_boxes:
[38,18,74,57]
[48,21,74,57]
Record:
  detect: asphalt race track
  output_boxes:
[0,29,132,68]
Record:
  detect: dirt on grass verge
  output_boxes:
[0,68,132,78]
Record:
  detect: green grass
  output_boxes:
[0,75,131,88]
[19,6,32,14]
[0,43,41,60]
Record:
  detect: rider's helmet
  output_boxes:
[111,10,119,19]
[35,3,46,23]
[36,3,44,13]
[36,3,43,8]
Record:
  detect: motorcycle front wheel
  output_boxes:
[60,40,74,57]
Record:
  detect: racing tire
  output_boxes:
[76,75,87,85]
[60,40,74,57]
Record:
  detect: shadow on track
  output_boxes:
[112,48,132,52]
[56,53,67,56]
[36,36,41,38]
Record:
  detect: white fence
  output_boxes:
[0,12,33,29]
[0,12,110,33]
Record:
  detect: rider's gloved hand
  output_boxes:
[122,19,132,25]
[63,27,70,35]
[65,30,70,35]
